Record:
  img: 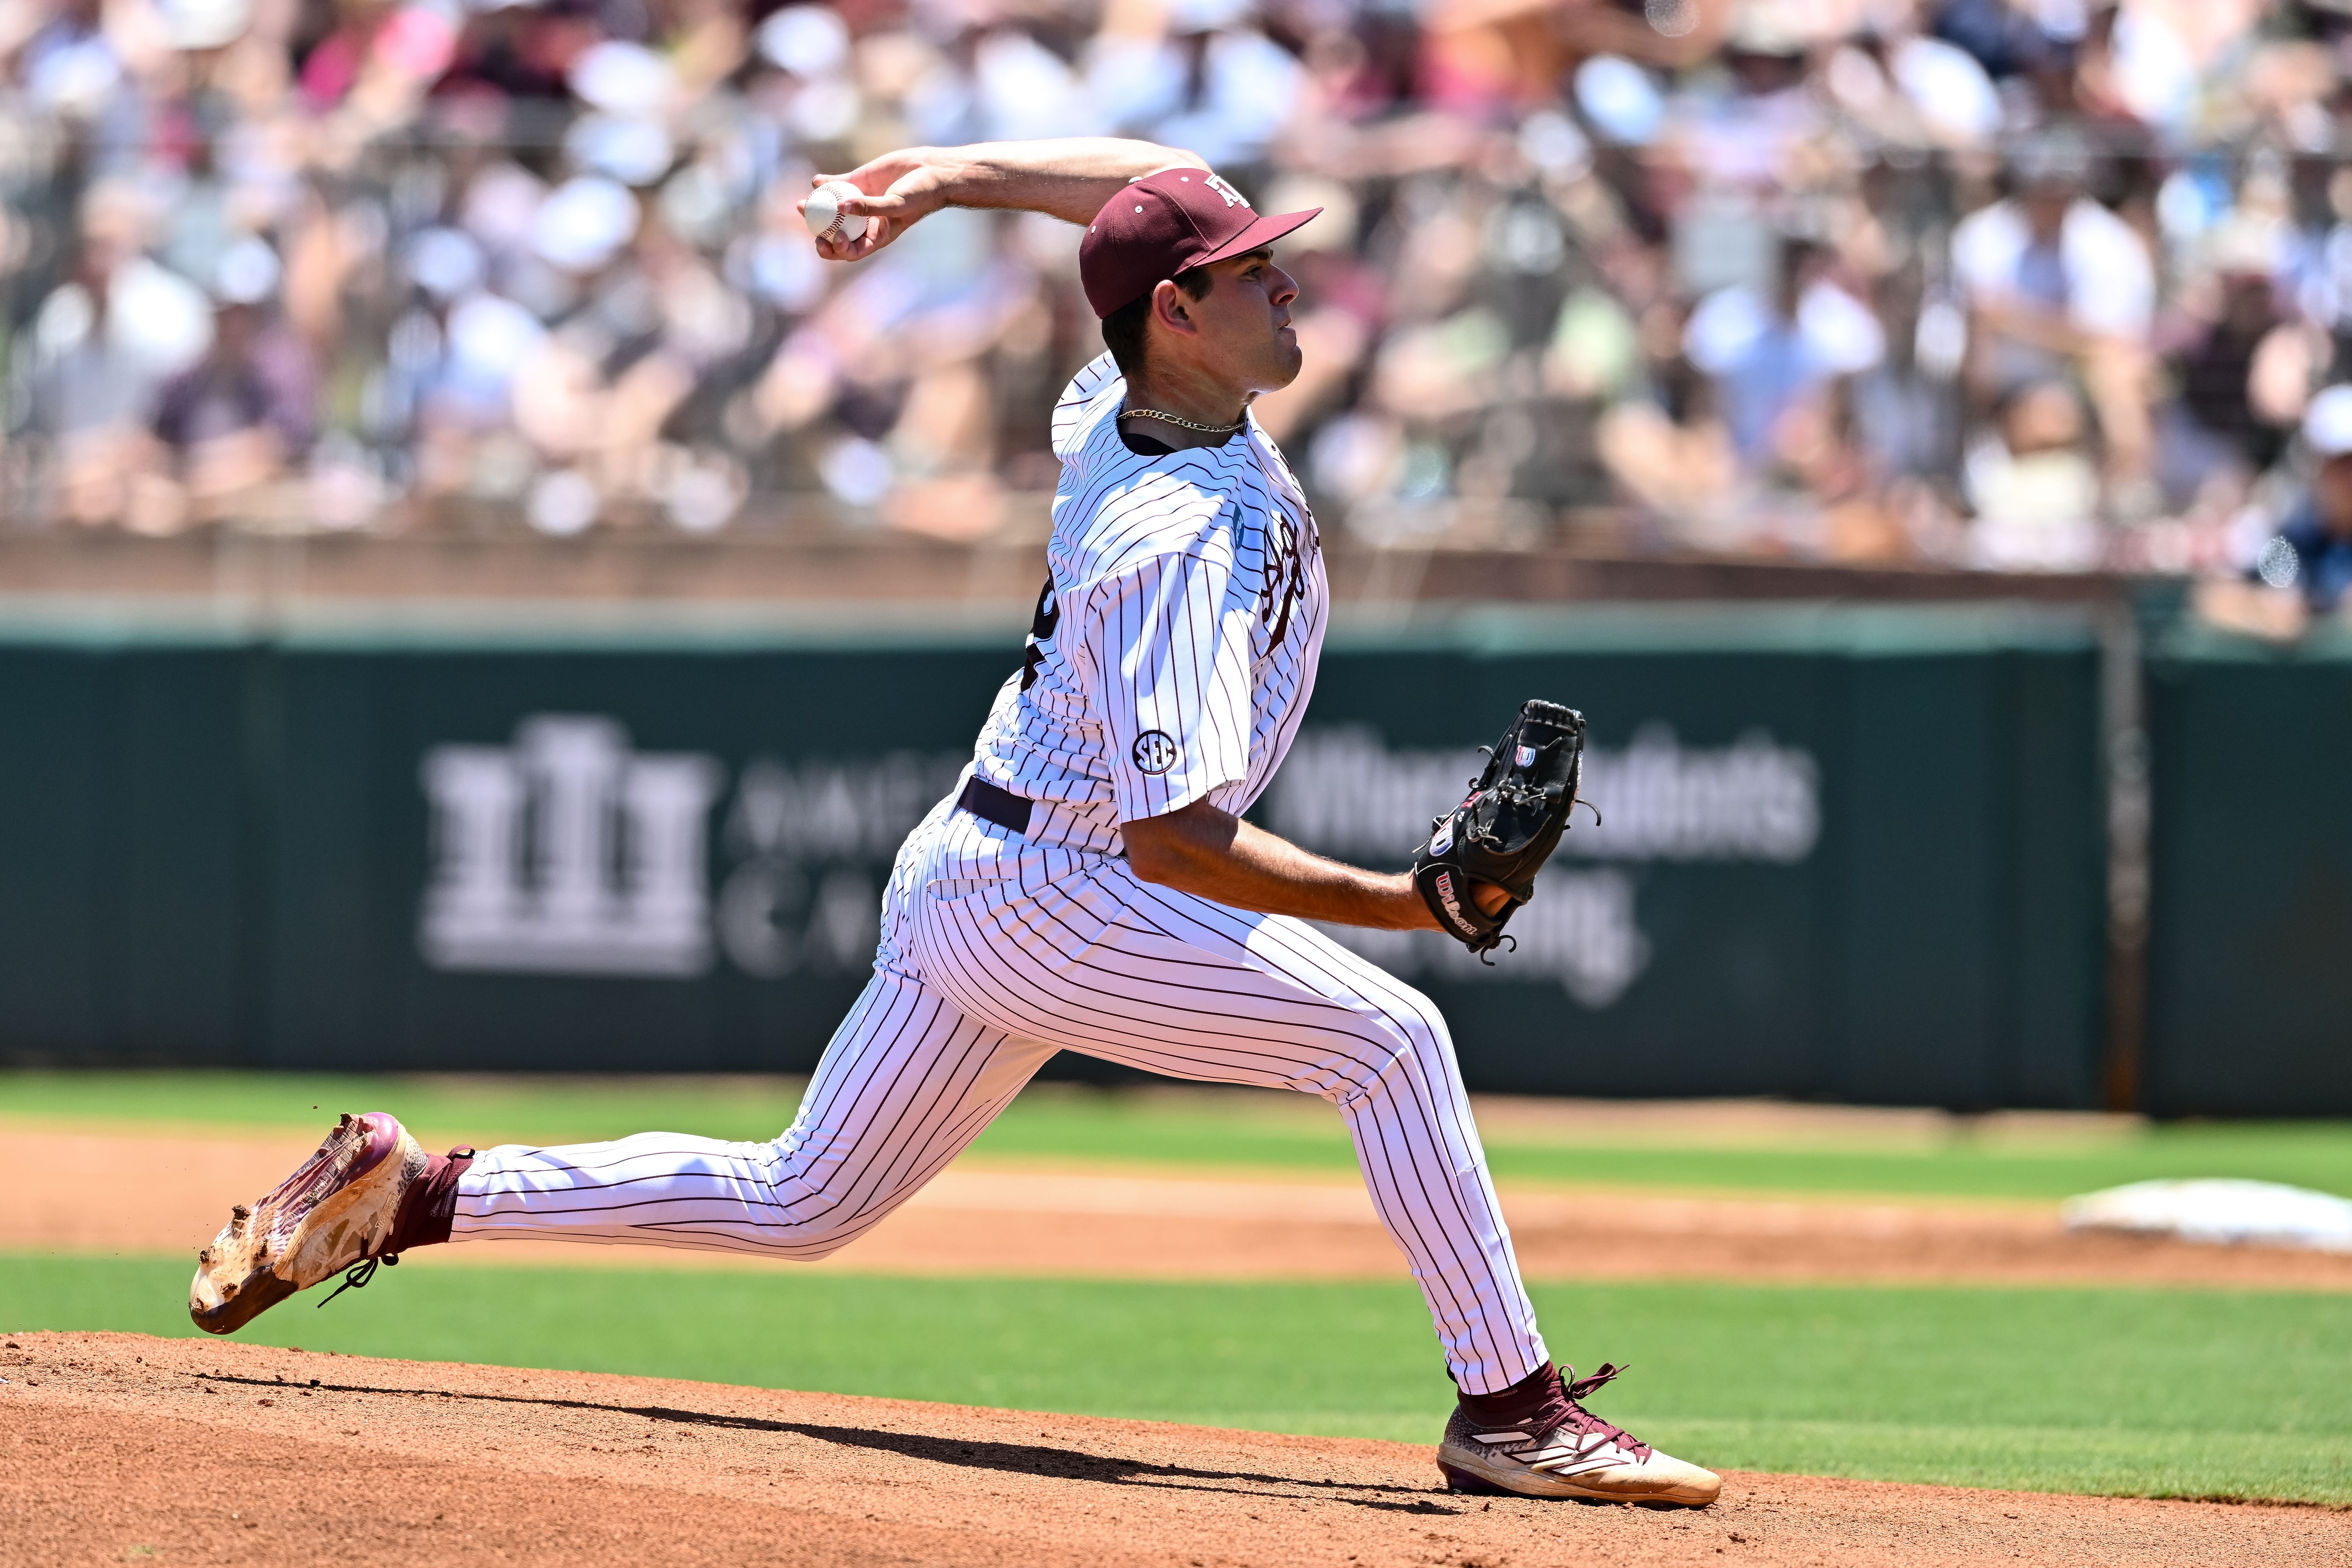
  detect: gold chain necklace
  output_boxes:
[1121,406,1247,435]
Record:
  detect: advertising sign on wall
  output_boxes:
[1267,723,1821,1008]
[0,607,2108,1108]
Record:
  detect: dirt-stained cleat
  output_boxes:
[1437,1362,1720,1507]
[190,1113,427,1335]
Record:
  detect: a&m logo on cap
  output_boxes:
[1202,173,1251,209]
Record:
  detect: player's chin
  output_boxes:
[1266,336,1305,387]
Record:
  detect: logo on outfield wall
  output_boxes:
[713,751,965,977]
[420,716,723,976]
[419,719,968,981]
[1266,724,1821,1008]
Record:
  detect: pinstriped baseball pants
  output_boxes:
[454,821,1551,1396]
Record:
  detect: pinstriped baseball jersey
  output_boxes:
[451,349,1554,1400]
[956,352,1324,879]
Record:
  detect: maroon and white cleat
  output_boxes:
[1437,1362,1720,1506]
[189,1113,427,1335]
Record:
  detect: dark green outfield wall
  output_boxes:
[1280,609,2106,1108]
[0,639,259,1063]
[2145,627,2352,1117]
[0,605,2113,1108]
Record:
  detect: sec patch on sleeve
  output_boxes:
[1132,730,1181,774]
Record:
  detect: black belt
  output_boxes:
[957,775,1034,836]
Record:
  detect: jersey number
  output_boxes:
[1019,576,1059,691]
[1260,510,1307,647]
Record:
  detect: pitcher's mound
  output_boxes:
[2,1332,2338,1567]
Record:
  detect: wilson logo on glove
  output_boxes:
[1432,869,1468,930]
[1411,700,1592,960]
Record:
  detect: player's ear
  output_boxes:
[1153,278,1197,336]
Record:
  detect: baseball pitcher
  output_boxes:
[190,138,1718,1507]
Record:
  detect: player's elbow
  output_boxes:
[1120,801,1229,888]
[1122,823,1187,887]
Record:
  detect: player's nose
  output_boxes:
[1267,265,1299,310]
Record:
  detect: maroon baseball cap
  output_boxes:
[1078,168,1322,318]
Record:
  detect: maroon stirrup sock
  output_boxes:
[384,1147,476,1254]
[1456,1362,1567,1429]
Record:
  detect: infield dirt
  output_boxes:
[7,1333,2348,1568]
[11,1126,2352,1290]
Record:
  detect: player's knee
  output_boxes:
[755,1200,877,1259]
[1379,983,1453,1055]
[788,1228,859,1262]
[759,1168,915,1257]
[1338,993,1455,1102]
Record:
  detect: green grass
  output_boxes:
[0,1071,819,1150]
[5,1254,2346,1504]
[991,1086,2352,1202]
[6,1070,2352,1202]
[16,1071,2346,1503]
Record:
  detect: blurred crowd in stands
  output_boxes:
[8,0,2352,593]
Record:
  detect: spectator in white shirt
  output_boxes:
[1950,132,2157,504]
[1682,235,1884,471]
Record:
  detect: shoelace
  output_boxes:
[317,1251,399,1309]
[1550,1362,1652,1462]
[311,1140,474,1309]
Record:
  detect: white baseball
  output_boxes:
[804,180,869,244]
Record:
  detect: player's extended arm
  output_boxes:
[802,139,1209,262]
[1123,801,1508,932]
